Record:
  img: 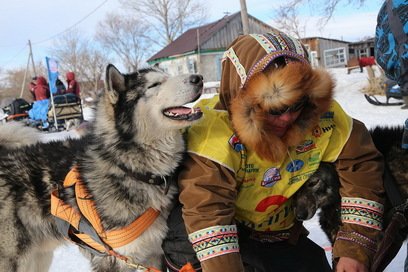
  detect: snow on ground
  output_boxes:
[40,67,406,271]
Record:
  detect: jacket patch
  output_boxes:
[261,167,281,187]
[228,134,244,152]
[320,111,334,119]
[312,126,322,137]
[286,159,304,173]
[255,195,288,212]
[308,151,321,166]
[295,140,316,154]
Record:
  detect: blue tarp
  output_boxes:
[28,99,49,121]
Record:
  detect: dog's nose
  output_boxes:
[189,74,203,85]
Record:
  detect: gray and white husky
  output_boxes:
[0,64,203,272]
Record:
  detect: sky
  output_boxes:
[0,0,384,72]
[38,65,407,271]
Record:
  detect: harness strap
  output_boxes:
[50,167,161,269]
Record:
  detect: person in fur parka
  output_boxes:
[175,31,385,272]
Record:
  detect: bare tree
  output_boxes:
[274,0,372,38]
[50,30,110,97]
[120,0,208,46]
[95,13,153,72]
[274,3,306,39]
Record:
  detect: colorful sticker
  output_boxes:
[261,167,281,187]
[286,159,304,173]
[312,126,322,137]
[320,111,334,119]
[228,134,244,152]
[295,140,316,154]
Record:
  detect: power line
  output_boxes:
[32,0,109,45]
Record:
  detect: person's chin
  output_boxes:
[271,126,288,137]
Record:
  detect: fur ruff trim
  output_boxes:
[230,63,334,162]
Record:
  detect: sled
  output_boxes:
[47,93,84,131]
[364,94,404,106]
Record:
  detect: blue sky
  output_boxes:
[0,0,383,71]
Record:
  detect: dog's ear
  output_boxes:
[105,64,125,104]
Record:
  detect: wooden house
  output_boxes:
[300,37,351,68]
[147,12,278,82]
[348,37,375,59]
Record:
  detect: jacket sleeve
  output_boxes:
[332,119,386,268]
[178,153,244,272]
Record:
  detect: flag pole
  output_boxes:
[46,57,58,131]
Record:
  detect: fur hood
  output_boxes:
[219,31,335,162]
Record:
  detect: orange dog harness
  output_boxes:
[51,167,161,271]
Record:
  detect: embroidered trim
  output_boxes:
[222,48,247,86]
[188,225,239,262]
[336,231,377,252]
[341,197,384,230]
[243,51,309,88]
[250,34,277,53]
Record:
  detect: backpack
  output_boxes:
[375,0,408,92]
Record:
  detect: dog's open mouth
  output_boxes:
[163,106,202,121]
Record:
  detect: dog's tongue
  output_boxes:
[163,106,202,121]
[168,106,195,115]
[165,106,202,115]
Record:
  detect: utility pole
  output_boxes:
[20,40,37,98]
[240,0,250,35]
[28,40,37,76]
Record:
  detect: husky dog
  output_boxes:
[0,121,42,149]
[292,162,341,243]
[293,126,408,244]
[0,64,203,272]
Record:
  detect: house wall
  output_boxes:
[197,52,224,82]
[156,55,198,76]
[348,40,375,59]
[301,38,349,68]
[152,52,225,82]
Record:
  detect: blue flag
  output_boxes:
[46,57,59,95]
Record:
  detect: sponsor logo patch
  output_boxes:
[296,140,316,154]
[261,167,281,187]
[286,159,304,173]
[320,111,334,119]
[312,126,322,137]
[228,134,244,152]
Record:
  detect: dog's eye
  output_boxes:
[147,82,162,89]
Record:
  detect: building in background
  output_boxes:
[147,12,277,82]
[300,37,351,68]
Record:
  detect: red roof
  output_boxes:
[147,12,240,62]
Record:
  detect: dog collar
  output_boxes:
[116,163,172,193]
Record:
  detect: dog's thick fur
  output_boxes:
[0,122,42,150]
[293,162,341,244]
[293,126,408,244]
[0,65,203,271]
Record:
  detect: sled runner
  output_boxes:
[364,78,404,106]
[364,94,404,106]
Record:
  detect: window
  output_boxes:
[324,47,346,67]
[359,48,368,57]
[187,58,197,73]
